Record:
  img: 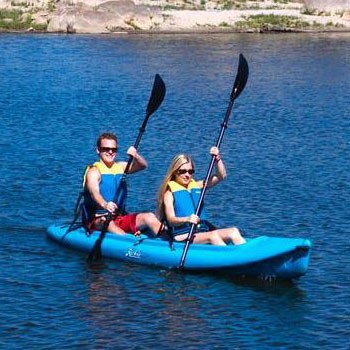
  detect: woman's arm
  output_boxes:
[207,146,227,188]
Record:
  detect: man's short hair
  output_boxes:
[97,132,118,149]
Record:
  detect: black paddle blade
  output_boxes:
[146,74,166,116]
[231,54,249,101]
[87,215,111,263]
[87,238,102,263]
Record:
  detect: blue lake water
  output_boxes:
[0,33,349,349]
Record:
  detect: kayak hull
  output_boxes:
[47,223,311,279]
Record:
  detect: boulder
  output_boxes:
[47,0,162,33]
[342,10,350,19]
[303,0,350,11]
[31,11,49,25]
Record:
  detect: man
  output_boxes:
[83,132,162,236]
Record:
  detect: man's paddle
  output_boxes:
[87,74,166,262]
[178,54,249,269]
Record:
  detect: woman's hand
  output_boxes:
[207,146,226,187]
[188,214,200,225]
[210,146,221,162]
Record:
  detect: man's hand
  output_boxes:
[127,146,138,158]
[126,146,147,173]
[104,201,118,213]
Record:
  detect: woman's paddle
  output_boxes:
[178,54,249,269]
[87,74,166,262]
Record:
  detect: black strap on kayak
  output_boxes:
[201,220,217,231]
[167,219,217,244]
[183,220,217,243]
[159,219,175,250]
[66,164,95,235]
[130,217,175,251]
[66,191,84,234]
[112,177,128,216]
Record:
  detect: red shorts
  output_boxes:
[113,213,138,233]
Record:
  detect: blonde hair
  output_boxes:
[157,154,194,220]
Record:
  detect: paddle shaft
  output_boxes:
[178,96,236,269]
[178,54,248,269]
[113,117,150,204]
[114,72,166,203]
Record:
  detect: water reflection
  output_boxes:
[81,261,311,348]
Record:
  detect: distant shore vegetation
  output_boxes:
[235,14,310,29]
[234,14,345,30]
[0,9,47,31]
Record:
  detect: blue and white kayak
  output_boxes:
[47,223,311,279]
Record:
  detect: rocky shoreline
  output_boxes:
[0,0,349,34]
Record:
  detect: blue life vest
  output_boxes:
[83,161,126,217]
[168,179,207,235]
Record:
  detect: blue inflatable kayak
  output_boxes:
[47,223,311,279]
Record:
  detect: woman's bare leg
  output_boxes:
[175,231,226,246]
[217,227,246,245]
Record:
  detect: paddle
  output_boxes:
[178,54,249,269]
[87,74,166,262]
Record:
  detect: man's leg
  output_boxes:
[136,213,162,235]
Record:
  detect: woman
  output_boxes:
[157,147,246,245]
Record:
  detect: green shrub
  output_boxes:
[222,0,235,10]
[11,1,30,7]
[0,9,23,20]
[125,19,141,30]
[235,14,310,29]
[47,1,56,12]
[163,4,181,10]
[301,7,316,15]
[0,10,46,30]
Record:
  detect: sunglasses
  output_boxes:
[177,169,195,175]
[99,147,118,153]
